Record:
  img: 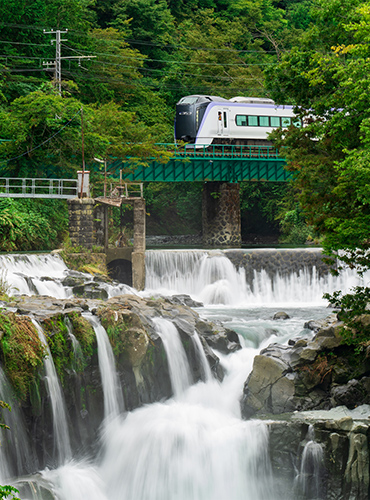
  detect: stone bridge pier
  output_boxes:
[202,182,241,247]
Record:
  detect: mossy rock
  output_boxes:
[0,312,45,400]
[98,308,149,366]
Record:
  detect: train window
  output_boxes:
[248,116,258,126]
[223,111,227,128]
[270,116,280,127]
[293,118,302,128]
[259,116,270,127]
[236,115,247,126]
[281,117,292,128]
[179,96,198,104]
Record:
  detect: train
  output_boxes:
[174,95,300,147]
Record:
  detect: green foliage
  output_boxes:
[0,485,20,500]
[0,313,45,400]
[279,205,315,244]
[266,0,370,338]
[324,287,370,351]
[0,400,11,431]
[67,312,96,359]
[0,199,68,252]
[43,316,72,384]
[144,182,203,235]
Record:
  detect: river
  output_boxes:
[0,248,365,499]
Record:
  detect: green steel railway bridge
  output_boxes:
[0,145,290,275]
[111,144,290,183]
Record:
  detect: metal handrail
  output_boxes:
[155,143,281,160]
[0,178,78,199]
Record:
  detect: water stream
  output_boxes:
[0,248,360,499]
[32,319,72,466]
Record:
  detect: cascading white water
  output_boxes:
[0,249,348,500]
[84,314,124,421]
[145,249,369,306]
[32,319,72,465]
[152,317,193,397]
[145,250,247,305]
[0,254,70,298]
[192,330,212,381]
[0,253,135,299]
[295,425,324,499]
[0,368,35,482]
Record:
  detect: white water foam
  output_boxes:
[0,253,70,298]
[153,317,193,397]
[84,314,124,422]
[32,320,72,465]
[145,249,370,306]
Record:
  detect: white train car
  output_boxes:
[175,95,299,147]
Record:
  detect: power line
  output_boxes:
[1,109,81,163]
[0,39,50,48]
[0,22,278,54]
[64,69,266,93]
[62,43,275,67]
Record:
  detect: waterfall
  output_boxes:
[84,314,124,421]
[0,249,344,499]
[192,330,212,381]
[152,317,193,397]
[145,249,368,306]
[0,253,135,299]
[0,368,36,482]
[145,250,247,305]
[0,253,70,298]
[295,425,324,499]
[32,320,72,465]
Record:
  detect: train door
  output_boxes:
[222,108,229,137]
[217,108,229,137]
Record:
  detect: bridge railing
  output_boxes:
[0,178,78,199]
[156,143,281,159]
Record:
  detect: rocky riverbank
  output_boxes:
[0,293,239,468]
[1,287,369,499]
[241,312,370,500]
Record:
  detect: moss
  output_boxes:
[42,315,73,385]
[60,248,109,278]
[66,312,96,358]
[99,310,134,358]
[0,313,45,400]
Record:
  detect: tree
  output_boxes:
[265,0,370,343]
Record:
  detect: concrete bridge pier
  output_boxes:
[131,198,146,291]
[202,182,241,247]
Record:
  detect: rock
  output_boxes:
[331,379,366,409]
[241,354,294,418]
[273,311,290,320]
[196,319,241,354]
[168,294,203,308]
[241,313,370,418]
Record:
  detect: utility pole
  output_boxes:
[43,29,68,95]
[43,29,96,95]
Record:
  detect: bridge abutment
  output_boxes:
[68,198,95,249]
[202,182,241,247]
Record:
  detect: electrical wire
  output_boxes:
[0,23,278,54]
[2,109,81,163]
[62,43,275,67]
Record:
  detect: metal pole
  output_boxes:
[43,29,68,95]
[104,158,107,198]
[80,107,85,198]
